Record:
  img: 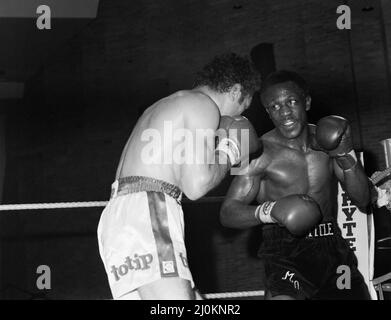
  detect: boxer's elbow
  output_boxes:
[219,200,237,228]
[359,193,371,209]
[358,182,371,208]
[355,194,371,212]
[219,206,231,228]
[182,172,210,201]
[349,186,371,210]
[348,194,368,210]
[182,164,225,200]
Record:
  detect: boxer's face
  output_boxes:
[261,81,311,139]
[226,84,252,116]
[235,93,252,115]
[223,84,252,116]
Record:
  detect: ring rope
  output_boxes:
[204,290,264,299]
[0,197,226,211]
[0,201,109,211]
[0,200,264,299]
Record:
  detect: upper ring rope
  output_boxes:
[0,199,265,299]
[0,196,225,211]
[0,201,108,211]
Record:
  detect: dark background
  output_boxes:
[0,0,390,299]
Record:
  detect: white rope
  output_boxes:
[0,201,108,211]
[0,196,227,211]
[0,201,265,299]
[204,290,264,299]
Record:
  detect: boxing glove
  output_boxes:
[255,194,322,237]
[215,115,261,166]
[314,115,357,170]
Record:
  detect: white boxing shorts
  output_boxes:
[97,176,194,299]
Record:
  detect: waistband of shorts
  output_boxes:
[306,221,335,239]
[110,176,182,202]
[262,221,336,240]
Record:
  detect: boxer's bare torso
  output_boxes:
[222,81,355,229]
[115,89,221,199]
[221,74,371,300]
[98,53,260,300]
[246,125,338,222]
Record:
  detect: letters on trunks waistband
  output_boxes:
[306,221,335,238]
[110,176,182,203]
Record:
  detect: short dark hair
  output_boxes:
[194,53,260,97]
[260,70,309,97]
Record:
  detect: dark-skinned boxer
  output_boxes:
[97,53,261,300]
[220,70,371,300]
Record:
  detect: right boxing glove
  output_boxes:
[255,194,322,236]
[215,115,261,166]
[314,115,357,170]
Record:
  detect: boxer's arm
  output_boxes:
[180,97,230,200]
[181,136,231,200]
[220,173,261,229]
[315,116,370,209]
[333,159,370,210]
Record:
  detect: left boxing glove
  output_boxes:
[315,115,357,170]
[215,115,261,166]
[255,194,322,237]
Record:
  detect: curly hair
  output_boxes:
[194,53,260,97]
[260,70,309,97]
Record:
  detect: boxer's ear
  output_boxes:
[259,92,269,115]
[305,96,312,111]
[262,103,270,117]
[229,84,242,101]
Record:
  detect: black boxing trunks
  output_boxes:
[97,176,194,299]
[258,221,371,300]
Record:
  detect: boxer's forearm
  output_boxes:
[205,150,232,186]
[183,153,230,199]
[220,199,259,229]
[341,163,370,209]
[205,161,230,190]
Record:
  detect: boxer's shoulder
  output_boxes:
[260,129,274,142]
[242,134,271,175]
[172,89,217,106]
[159,90,219,129]
[261,129,285,151]
[178,90,220,128]
[170,89,217,111]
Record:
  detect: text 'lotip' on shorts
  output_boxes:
[97,179,194,299]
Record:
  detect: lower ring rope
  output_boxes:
[204,290,264,299]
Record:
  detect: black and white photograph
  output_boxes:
[0,0,390,304]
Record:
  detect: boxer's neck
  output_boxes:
[194,86,230,115]
[279,124,311,152]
